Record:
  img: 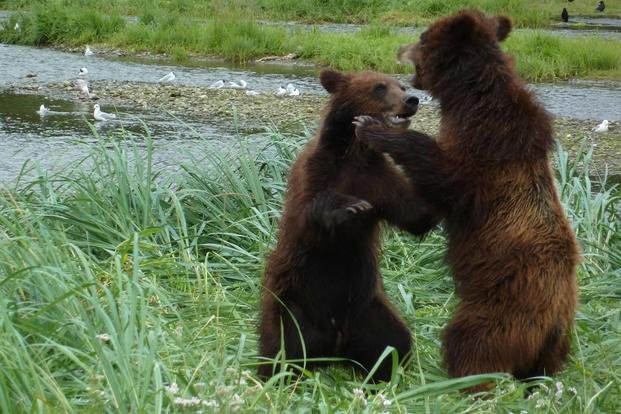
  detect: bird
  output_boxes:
[78,67,88,77]
[209,79,226,89]
[285,83,296,95]
[245,90,260,96]
[420,95,433,105]
[596,1,605,12]
[288,87,300,97]
[74,79,90,97]
[36,104,49,116]
[84,45,94,56]
[276,86,287,96]
[228,79,247,89]
[591,120,609,132]
[561,8,569,22]
[158,71,176,83]
[93,104,116,121]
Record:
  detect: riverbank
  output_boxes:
[2,4,621,81]
[7,79,621,176]
[0,127,619,412]
[3,0,621,27]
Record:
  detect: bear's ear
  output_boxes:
[495,15,512,42]
[320,68,348,94]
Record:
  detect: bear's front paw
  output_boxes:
[344,199,372,214]
[326,199,373,229]
[352,115,382,140]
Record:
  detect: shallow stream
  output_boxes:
[1,43,620,183]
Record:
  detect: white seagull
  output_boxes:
[84,45,94,57]
[592,120,609,133]
[36,104,49,116]
[228,79,247,89]
[93,104,116,121]
[74,79,90,97]
[209,79,226,89]
[78,67,88,77]
[158,71,176,83]
[276,86,287,96]
[285,83,296,95]
[288,87,300,97]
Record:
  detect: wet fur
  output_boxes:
[355,10,580,389]
[258,69,437,381]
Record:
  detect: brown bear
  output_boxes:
[353,10,580,388]
[258,69,437,381]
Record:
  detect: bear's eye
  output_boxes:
[399,85,406,92]
[372,83,387,98]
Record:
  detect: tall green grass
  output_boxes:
[4,0,620,27]
[2,4,620,80]
[0,127,619,412]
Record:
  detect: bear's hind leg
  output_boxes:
[258,301,336,378]
[520,324,571,380]
[341,296,412,382]
[442,303,545,391]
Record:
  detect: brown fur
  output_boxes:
[258,69,437,381]
[354,10,580,389]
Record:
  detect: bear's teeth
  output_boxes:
[389,115,408,124]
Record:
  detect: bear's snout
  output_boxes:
[404,95,419,108]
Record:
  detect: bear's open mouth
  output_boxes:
[384,109,416,128]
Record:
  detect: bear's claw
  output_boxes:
[345,199,372,214]
[353,115,382,139]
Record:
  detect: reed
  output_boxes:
[0,127,619,412]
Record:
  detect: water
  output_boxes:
[0,92,247,183]
[1,43,620,184]
[263,20,621,41]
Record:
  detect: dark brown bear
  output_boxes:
[353,10,579,388]
[258,69,437,381]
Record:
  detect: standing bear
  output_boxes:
[258,69,437,381]
[353,10,580,386]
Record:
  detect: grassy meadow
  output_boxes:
[3,0,621,27]
[0,129,619,412]
[1,1,621,81]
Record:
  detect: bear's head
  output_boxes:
[319,68,419,129]
[397,10,512,95]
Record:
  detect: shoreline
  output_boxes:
[5,78,621,177]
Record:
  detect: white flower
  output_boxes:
[352,388,367,407]
[202,399,218,408]
[225,367,238,377]
[520,410,528,414]
[194,382,206,390]
[377,393,392,406]
[229,394,244,411]
[569,386,578,395]
[539,384,549,392]
[96,333,111,342]
[215,385,233,397]
[536,399,545,409]
[165,383,179,394]
[555,381,564,392]
[174,396,202,407]
[527,391,539,400]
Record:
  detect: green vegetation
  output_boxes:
[3,0,621,27]
[2,3,621,81]
[0,127,619,412]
